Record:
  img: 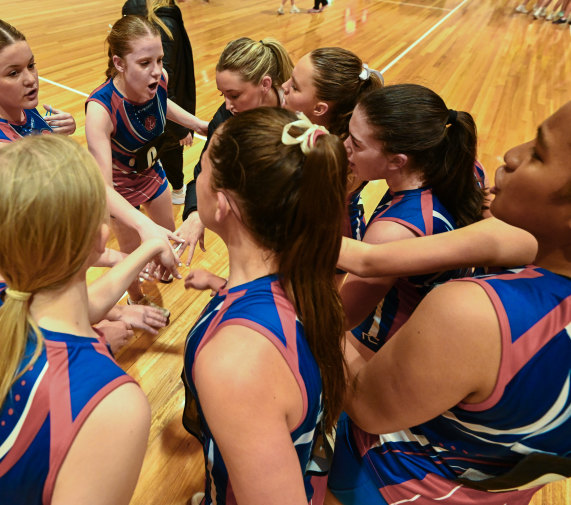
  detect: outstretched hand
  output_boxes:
[138,224,183,280]
[114,304,168,334]
[185,269,226,295]
[95,319,133,354]
[173,212,206,266]
[179,131,194,146]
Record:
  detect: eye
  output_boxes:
[531,148,542,162]
[7,70,18,77]
[28,62,36,70]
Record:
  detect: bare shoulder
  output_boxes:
[347,279,502,433]
[194,324,302,431]
[364,219,418,245]
[52,382,150,505]
[194,324,293,393]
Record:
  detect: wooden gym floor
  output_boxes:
[2,0,570,503]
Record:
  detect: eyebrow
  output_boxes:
[350,132,361,146]
[291,74,300,89]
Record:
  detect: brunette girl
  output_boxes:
[182,108,347,505]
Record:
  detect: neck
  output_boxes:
[261,87,280,108]
[112,75,143,104]
[534,241,571,278]
[386,169,424,193]
[0,104,25,123]
[222,226,277,288]
[29,275,95,338]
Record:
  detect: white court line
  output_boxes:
[40,0,471,137]
[39,76,89,97]
[381,0,471,74]
[377,0,452,12]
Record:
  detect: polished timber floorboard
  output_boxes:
[2,0,570,503]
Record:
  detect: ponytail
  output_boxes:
[358,84,485,227]
[209,108,347,431]
[280,134,347,431]
[0,291,43,410]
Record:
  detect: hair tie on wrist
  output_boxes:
[358,64,384,85]
[5,288,32,302]
[282,113,329,155]
[446,109,458,128]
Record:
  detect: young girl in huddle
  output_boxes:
[0,19,75,142]
[86,15,207,311]
[182,108,347,505]
[177,36,293,262]
[0,135,173,505]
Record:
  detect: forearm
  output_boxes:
[338,218,538,278]
[166,99,203,131]
[106,186,151,235]
[88,239,166,323]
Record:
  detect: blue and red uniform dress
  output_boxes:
[86,75,169,207]
[183,274,327,505]
[0,283,136,505]
[330,266,571,504]
[351,187,468,352]
[0,109,52,143]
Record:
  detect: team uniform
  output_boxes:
[330,266,571,505]
[182,274,328,505]
[343,183,366,241]
[351,187,468,352]
[0,108,52,143]
[0,282,136,505]
[86,75,169,207]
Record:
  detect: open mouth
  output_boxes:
[148,82,159,92]
[25,88,38,99]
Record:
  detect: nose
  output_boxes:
[22,67,36,86]
[152,61,162,77]
[503,140,530,173]
[282,79,290,94]
[343,137,352,157]
[224,96,233,111]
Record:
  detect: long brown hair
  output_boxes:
[208,107,347,431]
[358,84,485,227]
[0,136,107,409]
[106,15,161,79]
[310,47,383,137]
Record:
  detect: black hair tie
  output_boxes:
[446,109,458,128]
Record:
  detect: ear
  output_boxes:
[260,75,273,94]
[387,153,408,172]
[313,101,329,118]
[112,55,125,74]
[214,191,231,224]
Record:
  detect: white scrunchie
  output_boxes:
[359,63,385,85]
[281,113,330,155]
